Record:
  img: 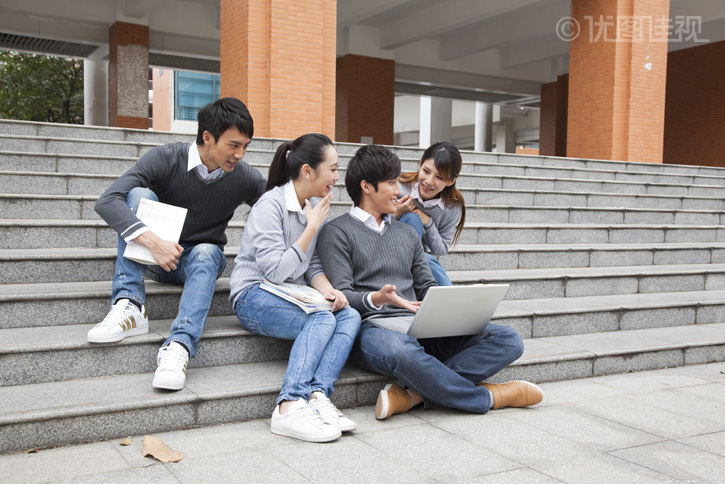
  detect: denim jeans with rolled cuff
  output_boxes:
[111,187,227,357]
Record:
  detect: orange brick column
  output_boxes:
[567,0,669,163]
[335,54,395,145]
[109,22,149,129]
[220,0,336,139]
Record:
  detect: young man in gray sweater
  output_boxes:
[317,145,542,419]
[88,97,266,390]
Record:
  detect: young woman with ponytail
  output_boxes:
[394,141,466,286]
[229,133,361,443]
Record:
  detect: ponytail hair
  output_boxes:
[266,133,334,191]
[399,141,467,245]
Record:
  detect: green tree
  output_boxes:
[0,51,84,124]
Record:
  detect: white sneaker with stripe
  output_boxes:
[87,298,149,343]
[152,342,189,390]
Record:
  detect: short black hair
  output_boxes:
[196,97,254,145]
[345,144,401,206]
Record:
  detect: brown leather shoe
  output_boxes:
[480,381,543,410]
[375,384,411,420]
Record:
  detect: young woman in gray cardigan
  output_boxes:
[394,142,466,286]
[229,133,361,443]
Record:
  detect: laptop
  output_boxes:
[367,284,509,339]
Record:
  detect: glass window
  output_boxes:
[174,71,220,121]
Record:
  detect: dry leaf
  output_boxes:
[23,447,39,454]
[120,437,132,446]
[142,435,183,463]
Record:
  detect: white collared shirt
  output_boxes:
[349,206,392,233]
[411,181,446,210]
[188,143,224,181]
[283,179,307,224]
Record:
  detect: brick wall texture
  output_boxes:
[540,74,568,157]
[335,54,395,145]
[220,0,337,140]
[109,22,149,129]
[567,0,670,163]
[664,40,725,167]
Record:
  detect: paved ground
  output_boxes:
[3,362,725,483]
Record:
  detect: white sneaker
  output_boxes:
[271,399,342,442]
[87,299,148,343]
[309,392,357,432]
[152,342,189,390]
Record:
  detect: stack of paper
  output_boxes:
[123,199,188,265]
[260,280,334,314]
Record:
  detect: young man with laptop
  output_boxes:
[317,144,543,419]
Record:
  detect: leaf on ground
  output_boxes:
[142,435,183,463]
[23,447,39,454]
[120,437,132,446]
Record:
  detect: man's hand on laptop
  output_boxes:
[372,284,422,312]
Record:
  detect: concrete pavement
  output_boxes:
[3,362,725,483]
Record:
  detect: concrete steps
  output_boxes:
[2,119,725,453]
[0,359,387,455]
[4,274,725,328]
[6,194,725,228]
[4,244,725,284]
[1,322,723,454]
[7,147,725,188]
[4,301,725,386]
[4,219,725,250]
[7,166,725,200]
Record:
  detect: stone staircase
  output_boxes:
[1,119,725,454]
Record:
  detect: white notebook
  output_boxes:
[260,280,334,314]
[123,199,187,266]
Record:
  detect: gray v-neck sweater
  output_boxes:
[317,213,436,321]
[95,142,266,247]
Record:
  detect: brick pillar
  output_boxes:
[540,74,568,157]
[220,0,337,139]
[108,22,149,129]
[664,41,725,168]
[336,54,395,145]
[567,0,669,163]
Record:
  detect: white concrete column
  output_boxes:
[419,96,452,148]
[495,118,516,154]
[419,96,432,148]
[84,59,109,126]
[474,102,493,152]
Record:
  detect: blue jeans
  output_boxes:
[399,212,452,286]
[235,284,361,404]
[348,322,524,413]
[111,187,227,358]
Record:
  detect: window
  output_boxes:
[175,71,220,121]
